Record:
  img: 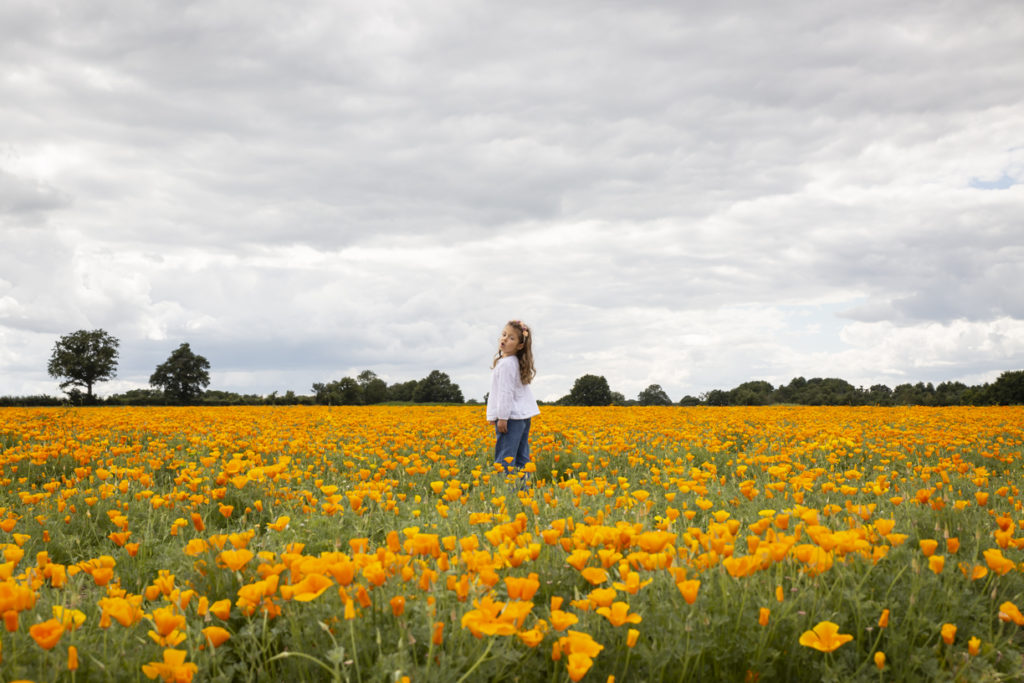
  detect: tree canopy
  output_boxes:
[412,370,464,403]
[47,329,120,401]
[358,370,389,404]
[149,343,211,402]
[312,370,464,404]
[637,384,673,406]
[563,374,613,406]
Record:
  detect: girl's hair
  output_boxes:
[492,320,536,385]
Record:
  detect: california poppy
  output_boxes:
[798,621,853,653]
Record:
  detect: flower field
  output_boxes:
[1,405,1024,682]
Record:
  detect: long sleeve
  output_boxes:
[490,357,517,421]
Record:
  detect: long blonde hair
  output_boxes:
[492,320,536,385]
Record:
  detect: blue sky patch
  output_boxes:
[970,173,1017,190]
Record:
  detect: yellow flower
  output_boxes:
[559,630,604,658]
[999,601,1024,626]
[588,587,617,608]
[878,609,890,628]
[567,652,594,682]
[758,608,770,627]
[596,601,642,627]
[874,651,885,670]
[148,606,187,647]
[142,649,198,683]
[676,579,700,605]
[210,599,232,620]
[984,549,1015,575]
[567,550,592,571]
[798,621,853,653]
[202,626,231,648]
[550,609,579,631]
[968,636,981,656]
[218,549,254,571]
[612,571,652,595]
[281,573,333,602]
[29,618,65,650]
[52,605,86,629]
[183,539,208,557]
[98,596,143,628]
[517,622,547,647]
[941,623,957,645]
[626,628,639,648]
[267,515,290,531]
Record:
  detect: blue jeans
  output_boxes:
[494,418,532,476]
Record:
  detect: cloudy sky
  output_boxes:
[2,0,1023,402]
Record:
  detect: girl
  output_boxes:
[487,320,539,485]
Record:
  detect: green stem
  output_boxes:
[620,648,633,681]
[678,615,693,682]
[349,616,362,683]
[425,627,435,677]
[732,579,748,633]
[848,623,887,679]
[456,638,495,683]
[268,651,338,679]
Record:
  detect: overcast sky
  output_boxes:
[2,0,1023,402]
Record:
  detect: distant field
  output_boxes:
[1,406,1023,681]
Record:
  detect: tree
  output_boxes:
[893,382,934,406]
[773,377,806,404]
[108,388,164,406]
[637,384,673,406]
[729,380,774,406]
[149,343,211,402]
[987,370,1024,405]
[566,375,613,406]
[412,370,464,403]
[48,329,120,401]
[387,380,418,402]
[357,370,388,404]
[934,381,968,406]
[866,384,893,406]
[312,377,363,405]
[703,389,729,406]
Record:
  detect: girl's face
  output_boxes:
[498,325,523,357]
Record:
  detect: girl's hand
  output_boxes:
[497,419,508,433]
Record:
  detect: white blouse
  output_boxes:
[486,355,540,421]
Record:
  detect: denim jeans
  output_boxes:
[494,418,532,477]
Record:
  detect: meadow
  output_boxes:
[1,405,1023,682]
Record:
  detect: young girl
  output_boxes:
[486,320,539,485]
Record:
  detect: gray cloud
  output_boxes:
[2,0,1023,399]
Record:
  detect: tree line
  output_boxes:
[556,372,1024,406]
[3,329,468,407]
[3,328,1022,407]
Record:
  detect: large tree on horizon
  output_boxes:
[47,329,120,400]
[150,343,211,402]
[412,370,464,403]
[565,374,613,406]
[637,383,673,406]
